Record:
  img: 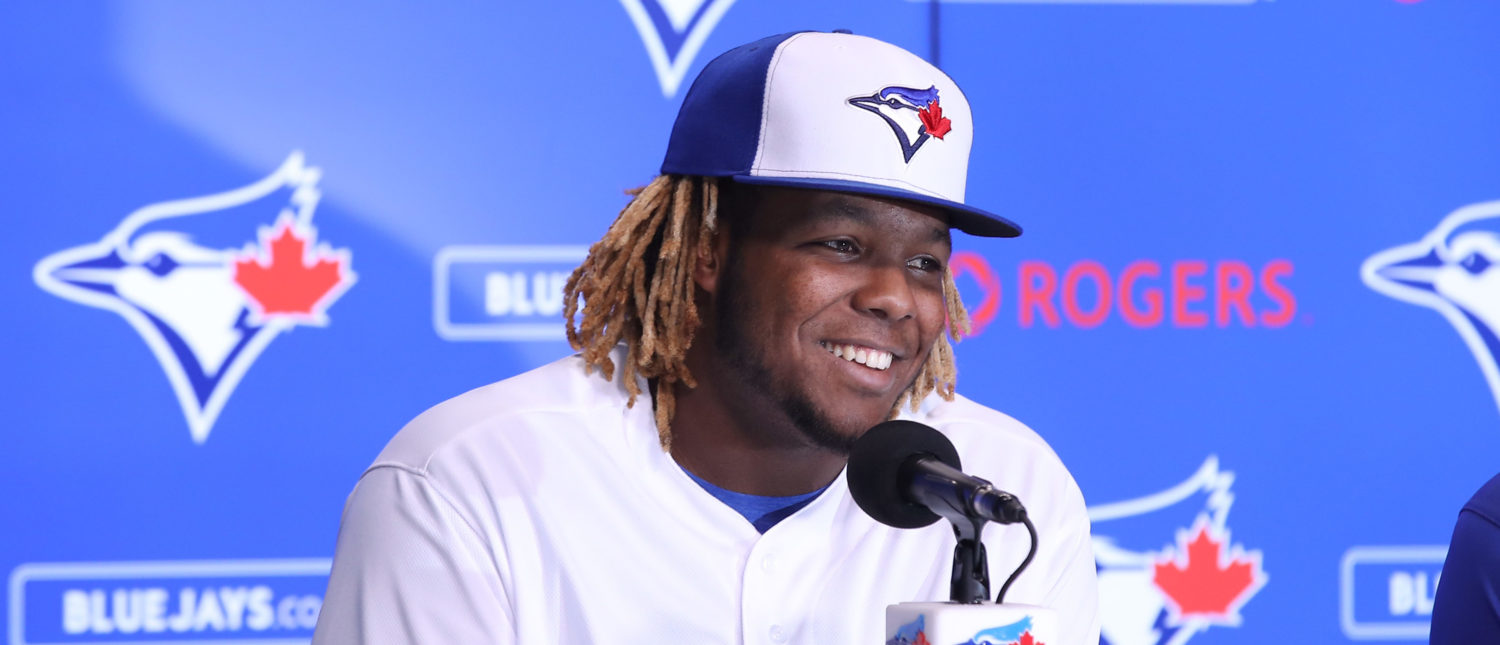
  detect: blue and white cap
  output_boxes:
[662,31,1020,238]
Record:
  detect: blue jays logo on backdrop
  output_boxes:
[1087,457,1267,645]
[620,0,737,97]
[33,152,356,444]
[1362,199,1500,418]
[849,85,954,163]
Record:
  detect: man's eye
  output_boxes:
[908,256,942,272]
[821,240,858,254]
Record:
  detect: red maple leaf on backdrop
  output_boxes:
[918,101,953,140]
[233,217,352,321]
[1152,522,1264,624]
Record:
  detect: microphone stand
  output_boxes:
[883,476,1055,644]
[949,514,990,603]
[907,467,991,603]
[868,434,1054,643]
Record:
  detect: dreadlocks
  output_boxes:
[564,174,971,449]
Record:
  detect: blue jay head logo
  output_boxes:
[1089,456,1267,645]
[33,152,356,444]
[620,0,738,97]
[1362,200,1500,418]
[887,614,1043,645]
[961,616,1038,645]
[848,85,955,164]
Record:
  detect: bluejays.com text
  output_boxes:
[60,585,322,636]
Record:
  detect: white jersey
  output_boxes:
[313,349,1100,645]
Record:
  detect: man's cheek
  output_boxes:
[900,348,933,391]
[919,296,950,339]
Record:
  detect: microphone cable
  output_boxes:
[995,516,1037,604]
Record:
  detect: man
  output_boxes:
[313,31,1099,644]
[1430,472,1500,643]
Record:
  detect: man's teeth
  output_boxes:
[821,342,892,370]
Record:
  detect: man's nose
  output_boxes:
[851,263,917,321]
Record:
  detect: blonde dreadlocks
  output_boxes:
[563,175,972,449]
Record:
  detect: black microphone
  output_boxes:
[847,420,1028,529]
[848,419,1037,603]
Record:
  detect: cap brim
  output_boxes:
[731,175,1021,238]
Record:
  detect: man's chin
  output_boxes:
[795,409,899,455]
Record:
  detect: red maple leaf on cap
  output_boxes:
[233,216,353,323]
[918,101,952,140]
[1152,521,1265,625]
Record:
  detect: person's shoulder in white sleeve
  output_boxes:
[312,354,609,645]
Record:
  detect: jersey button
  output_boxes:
[760,555,775,573]
[769,625,788,643]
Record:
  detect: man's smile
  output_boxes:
[817,340,895,371]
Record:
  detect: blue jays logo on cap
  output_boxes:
[662,31,1022,237]
[848,85,954,164]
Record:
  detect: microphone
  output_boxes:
[848,420,1039,603]
[847,420,1028,529]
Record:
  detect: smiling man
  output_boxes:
[668,187,957,498]
[314,31,1099,644]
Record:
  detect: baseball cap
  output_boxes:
[661,30,1021,238]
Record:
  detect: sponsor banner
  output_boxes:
[8,559,330,645]
[429,248,1302,341]
[950,252,1298,334]
[433,245,588,342]
[6,3,1494,644]
[1339,546,1446,641]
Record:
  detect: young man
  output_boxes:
[314,31,1099,644]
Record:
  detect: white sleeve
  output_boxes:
[1042,481,1101,645]
[312,465,514,645]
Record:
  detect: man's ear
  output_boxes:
[692,229,730,295]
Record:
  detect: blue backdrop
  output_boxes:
[5,1,1498,643]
